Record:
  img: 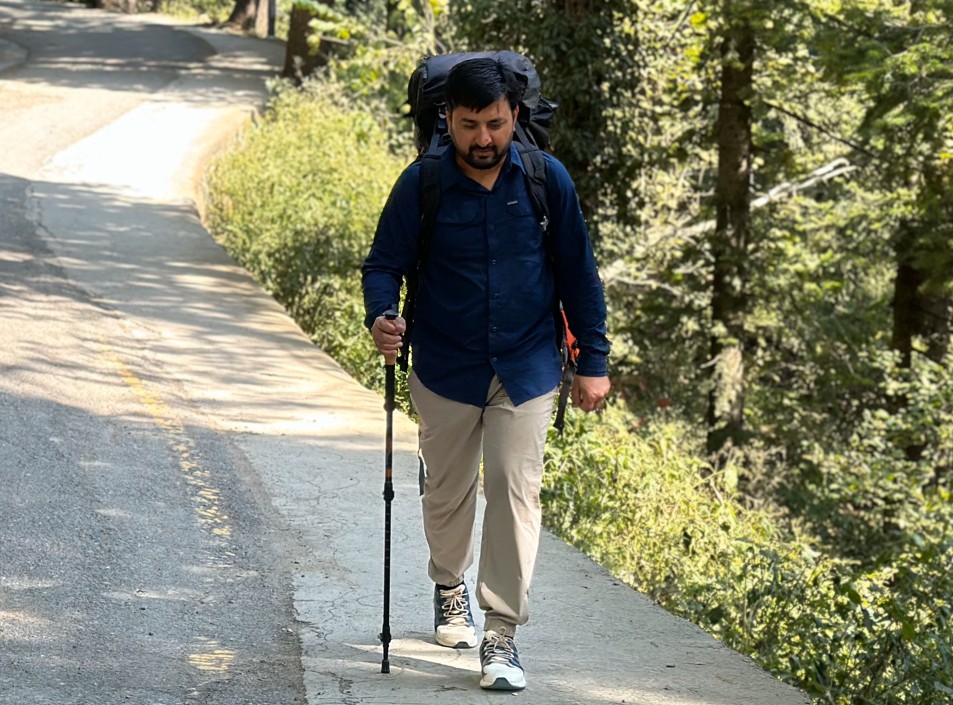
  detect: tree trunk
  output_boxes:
[255,0,269,37]
[282,3,334,82]
[891,227,951,369]
[226,0,264,34]
[93,0,137,12]
[706,20,755,462]
[891,226,952,471]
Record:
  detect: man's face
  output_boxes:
[447,96,518,171]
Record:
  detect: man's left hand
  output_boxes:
[571,374,610,412]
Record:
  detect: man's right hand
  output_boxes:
[371,315,407,361]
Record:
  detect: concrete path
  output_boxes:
[0,2,811,703]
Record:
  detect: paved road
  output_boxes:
[0,2,812,704]
[0,3,301,703]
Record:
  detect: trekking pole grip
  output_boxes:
[383,306,399,368]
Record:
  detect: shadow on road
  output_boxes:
[0,0,281,106]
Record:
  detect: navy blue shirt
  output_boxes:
[362,143,609,407]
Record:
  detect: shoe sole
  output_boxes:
[479,676,526,691]
[435,634,477,649]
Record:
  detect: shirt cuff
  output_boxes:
[575,353,607,378]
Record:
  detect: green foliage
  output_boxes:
[304,0,452,147]
[798,344,953,560]
[816,0,953,294]
[545,405,953,704]
[204,78,410,393]
[156,0,234,23]
[544,407,754,600]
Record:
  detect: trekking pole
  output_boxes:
[379,306,399,674]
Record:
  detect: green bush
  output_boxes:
[204,78,411,391]
[156,0,233,23]
[545,405,953,704]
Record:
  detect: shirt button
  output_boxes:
[491,357,498,362]
[491,259,497,265]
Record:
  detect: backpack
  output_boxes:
[402,52,579,432]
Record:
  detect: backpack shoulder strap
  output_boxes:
[515,136,550,234]
[418,153,442,264]
[516,142,579,435]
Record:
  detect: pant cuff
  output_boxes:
[483,618,517,637]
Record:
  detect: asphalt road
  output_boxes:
[0,2,303,703]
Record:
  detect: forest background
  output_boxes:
[93,0,953,702]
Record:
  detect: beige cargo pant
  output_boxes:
[409,371,556,636]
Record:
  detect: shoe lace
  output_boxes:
[482,631,519,667]
[439,586,470,626]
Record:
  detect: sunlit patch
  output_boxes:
[346,638,481,673]
[0,577,58,590]
[95,507,133,519]
[188,639,235,673]
[102,586,204,602]
[0,250,32,263]
[0,610,51,629]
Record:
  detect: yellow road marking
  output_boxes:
[102,340,233,544]
[101,339,239,675]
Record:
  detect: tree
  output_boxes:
[283,0,336,81]
[815,1,953,474]
[706,13,755,459]
[816,1,953,368]
[225,0,269,35]
[90,0,139,11]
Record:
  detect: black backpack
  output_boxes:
[402,52,578,431]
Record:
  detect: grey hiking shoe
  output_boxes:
[433,582,477,648]
[479,629,525,690]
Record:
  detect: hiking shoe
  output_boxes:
[433,583,477,648]
[479,629,525,690]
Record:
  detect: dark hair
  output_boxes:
[445,57,525,113]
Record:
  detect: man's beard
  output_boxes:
[454,138,512,170]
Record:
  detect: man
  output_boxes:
[361,57,610,691]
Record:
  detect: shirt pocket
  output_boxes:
[503,199,545,258]
[431,200,482,261]
[505,199,537,220]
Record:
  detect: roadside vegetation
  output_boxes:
[194,1,952,703]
